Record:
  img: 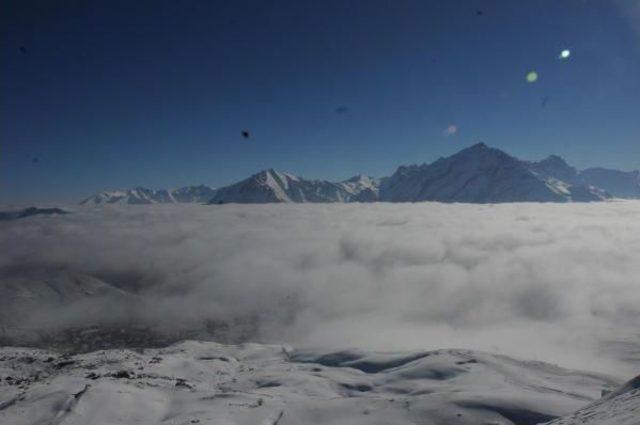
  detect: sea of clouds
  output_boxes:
[1,202,639,377]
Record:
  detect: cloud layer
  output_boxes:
[1,202,640,376]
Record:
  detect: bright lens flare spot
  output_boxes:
[559,49,571,59]
[526,71,538,83]
[443,124,458,137]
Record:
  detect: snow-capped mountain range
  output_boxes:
[209,170,378,204]
[80,143,640,205]
[80,185,217,205]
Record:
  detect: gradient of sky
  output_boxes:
[2,0,640,203]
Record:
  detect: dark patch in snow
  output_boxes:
[457,401,557,425]
[256,380,282,388]
[292,350,433,374]
[340,383,373,393]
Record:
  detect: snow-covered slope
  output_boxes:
[208,170,377,204]
[525,156,610,202]
[544,375,640,425]
[578,168,640,199]
[80,185,216,205]
[0,341,619,425]
[0,267,137,348]
[380,143,606,203]
[524,155,640,200]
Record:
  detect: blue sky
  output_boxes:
[2,0,640,203]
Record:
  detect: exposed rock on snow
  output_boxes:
[0,341,620,425]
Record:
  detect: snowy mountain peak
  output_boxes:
[381,143,608,203]
[527,154,578,183]
[383,143,548,202]
[445,142,516,166]
[344,174,371,183]
[208,170,381,204]
[341,174,378,190]
[468,141,488,150]
[254,168,300,184]
[337,175,380,202]
[258,168,293,179]
[542,154,570,166]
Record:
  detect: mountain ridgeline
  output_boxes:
[81,185,217,205]
[208,170,379,204]
[81,143,640,205]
